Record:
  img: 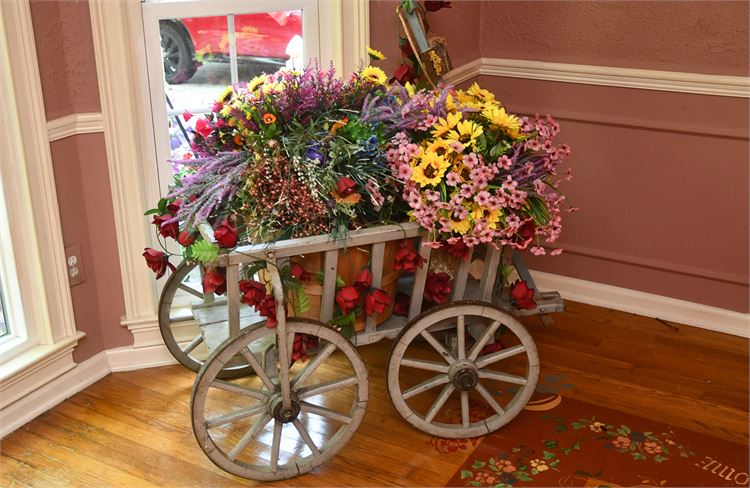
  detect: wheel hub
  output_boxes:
[449,359,479,391]
[269,393,301,423]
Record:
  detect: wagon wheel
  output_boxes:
[191,319,368,481]
[387,301,539,438]
[159,260,253,379]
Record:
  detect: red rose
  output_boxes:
[167,199,181,216]
[336,177,356,197]
[177,231,196,247]
[364,288,391,316]
[393,291,410,316]
[214,220,238,248]
[195,118,213,139]
[425,272,452,304]
[354,268,373,291]
[239,279,266,307]
[510,280,536,310]
[258,294,283,328]
[335,286,360,315]
[392,240,425,272]
[480,341,505,355]
[443,239,470,261]
[152,214,178,239]
[399,38,414,59]
[424,1,451,12]
[516,221,537,247]
[202,267,226,295]
[290,263,312,282]
[291,333,319,362]
[143,248,175,279]
[182,110,193,122]
[392,63,417,85]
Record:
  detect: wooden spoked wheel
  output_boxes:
[387,301,539,439]
[191,319,368,481]
[159,260,252,379]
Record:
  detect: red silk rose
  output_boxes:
[258,294,284,328]
[290,263,312,282]
[425,271,452,304]
[392,63,417,85]
[364,288,391,316]
[177,231,196,247]
[202,267,226,295]
[510,280,536,310]
[143,248,175,279]
[214,220,238,248]
[152,214,178,239]
[424,1,451,12]
[443,239,470,260]
[354,268,373,291]
[516,221,537,248]
[239,279,266,307]
[393,240,425,272]
[291,333,319,362]
[335,286,360,315]
[393,291,410,316]
[167,199,181,216]
[195,118,213,139]
[336,177,356,197]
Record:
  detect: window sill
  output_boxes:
[0,330,85,409]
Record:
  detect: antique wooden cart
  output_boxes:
[158,222,563,480]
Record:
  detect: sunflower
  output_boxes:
[446,120,484,150]
[449,210,472,235]
[482,106,522,139]
[430,111,462,138]
[411,150,450,187]
[360,66,387,85]
[425,138,451,158]
[466,82,496,103]
[404,81,416,98]
[367,47,386,61]
[218,86,234,103]
[247,74,266,93]
[473,206,503,229]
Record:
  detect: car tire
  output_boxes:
[160,21,197,85]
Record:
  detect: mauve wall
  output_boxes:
[30,0,131,361]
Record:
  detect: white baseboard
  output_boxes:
[531,270,750,338]
[106,343,177,372]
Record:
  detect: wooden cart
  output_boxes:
[158,222,563,480]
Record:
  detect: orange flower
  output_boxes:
[262,113,277,124]
[233,134,243,146]
[330,116,349,134]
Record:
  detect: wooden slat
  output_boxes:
[450,247,474,301]
[366,242,386,333]
[512,249,538,298]
[225,264,240,338]
[408,239,432,319]
[319,249,339,323]
[479,246,502,302]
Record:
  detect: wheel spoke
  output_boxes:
[293,419,320,456]
[291,342,336,388]
[424,384,455,424]
[178,282,204,299]
[300,401,352,425]
[211,380,267,401]
[239,347,275,392]
[461,391,470,428]
[475,383,506,416]
[478,369,527,385]
[297,375,358,400]
[402,374,449,400]
[227,413,271,461]
[457,315,466,359]
[468,320,502,361]
[420,330,455,364]
[207,404,266,429]
[270,420,282,472]
[399,357,449,373]
[475,344,526,369]
[182,334,203,355]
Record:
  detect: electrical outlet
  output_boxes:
[64,243,85,287]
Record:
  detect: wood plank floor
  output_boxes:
[1,300,747,487]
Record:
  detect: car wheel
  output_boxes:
[160,21,197,85]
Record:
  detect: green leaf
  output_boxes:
[144,208,159,216]
[189,240,219,263]
[291,288,310,315]
[562,448,571,456]
[460,470,473,480]
[516,472,532,481]
[544,440,558,449]
[488,465,499,472]
[531,468,538,475]
[468,482,482,487]
[572,441,582,450]
[543,450,556,460]
[336,274,346,288]
[654,455,667,463]
[472,460,486,469]
[620,425,632,434]
[549,459,560,467]
[555,424,568,432]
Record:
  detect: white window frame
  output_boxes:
[0,0,84,409]
[89,0,368,348]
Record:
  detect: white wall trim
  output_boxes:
[47,112,104,142]
[445,57,750,98]
[531,270,750,338]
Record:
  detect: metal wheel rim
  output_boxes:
[387,301,539,439]
[191,319,368,481]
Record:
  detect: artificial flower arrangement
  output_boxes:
[143,59,573,346]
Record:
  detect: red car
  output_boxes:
[160,11,302,84]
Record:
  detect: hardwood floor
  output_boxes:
[1,300,747,487]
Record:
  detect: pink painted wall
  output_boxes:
[479,0,749,76]
[30,0,131,361]
[30,0,101,120]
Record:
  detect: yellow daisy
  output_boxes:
[482,106,522,139]
[466,82,496,103]
[446,120,484,150]
[411,151,450,187]
[449,211,472,235]
[367,47,386,61]
[430,111,462,138]
[360,66,387,85]
[404,82,416,98]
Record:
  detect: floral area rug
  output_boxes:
[438,394,749,487]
